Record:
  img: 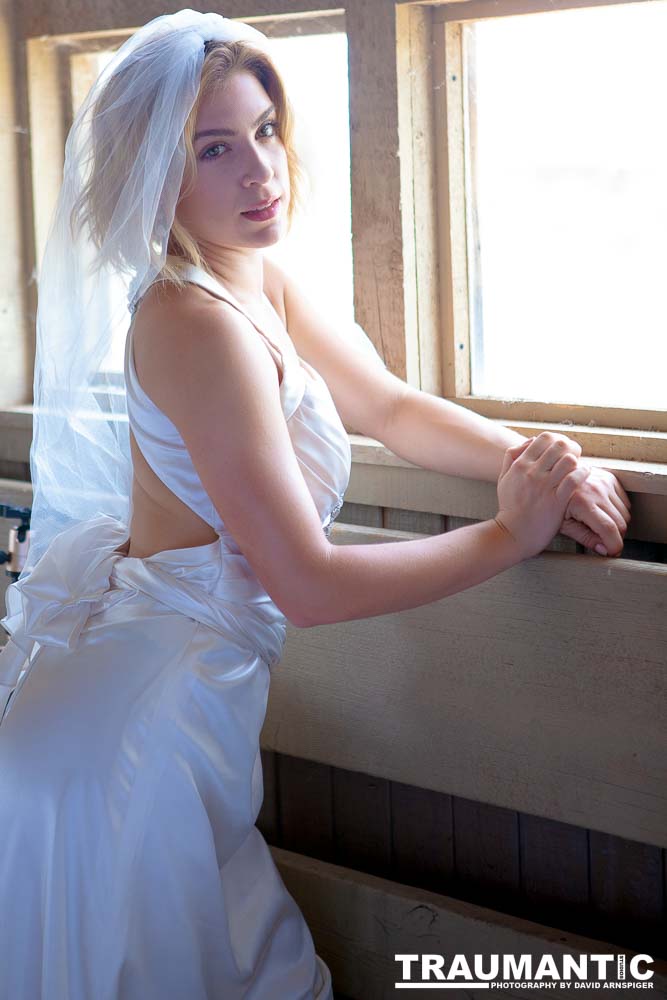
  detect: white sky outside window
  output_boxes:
[467,2,667,410]
[261,32,354,327]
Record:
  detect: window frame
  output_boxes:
[430,0,667,462]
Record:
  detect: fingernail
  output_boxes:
[595,544,607,555]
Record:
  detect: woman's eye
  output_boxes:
[201,120,279,160]
[202,143,225,160]
[261,120,279,138]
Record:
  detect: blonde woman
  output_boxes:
[0,10,630,1000]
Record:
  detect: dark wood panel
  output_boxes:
[278,753,335,863]
[390,781,454,894]
[271,755,667,959]
[452,796,521,913]
[333,768,392,878]
[589,830,665,955]
[256,747,280,845]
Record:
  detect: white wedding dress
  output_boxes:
[0,262,358,999]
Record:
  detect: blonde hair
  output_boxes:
[70,36,307,291]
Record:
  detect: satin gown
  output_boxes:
[0,262,377,999]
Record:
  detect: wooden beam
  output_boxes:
[271,846,667,997]
[17,1,338,40]
[263,524,667,849]
[396,4,444,396]
[346,0,407,379]
[0,0,33,408]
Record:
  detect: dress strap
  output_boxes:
[130,261,307,421]
[174,263,288,382]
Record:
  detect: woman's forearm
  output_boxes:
[296,517,521,627]
[382,387,526,483]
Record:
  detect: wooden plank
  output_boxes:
[346,0,406,380]
[396,4,443,396]
[432,0,655,21]
[333,768,391,878]
[18,0,337,39]
[271,845,667,998]
[435,21,471,399]
[344,445,667,544]
[336,501,383,530]
[589,830,664,927]
[451,397,667,437]
[452,797,521,912]
[348,434,667,496]
[278,753,335,863]
[383,507,445,535]
[256,747,280,845]
[1,1,33,410]
[520,813,589,912]
[390,781,454,893]
[262,528,667,848]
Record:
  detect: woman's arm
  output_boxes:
[275,260,531,477]
[381,386,527,482]
[304,517,521,627]
[277,263,630,556]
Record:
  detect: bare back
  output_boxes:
[125,267,289,559]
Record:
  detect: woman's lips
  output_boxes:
[241,196,281,221]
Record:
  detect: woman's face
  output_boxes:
[176,69,290,249]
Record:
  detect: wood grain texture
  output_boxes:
[263,525,667,849]
[271,845,667,999]
[346,0,406,379]
[278,754,335,863]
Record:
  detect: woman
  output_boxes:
[0,9,630,1000]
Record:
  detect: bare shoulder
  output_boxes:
[131,277,277,418]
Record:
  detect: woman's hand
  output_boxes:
[503,433,631,557]
[558,465,631,556]
[496,433,592,560]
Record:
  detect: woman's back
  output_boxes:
[126,266,291,559]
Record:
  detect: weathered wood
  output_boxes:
[432,0,654,20]
[396,4,443,397]
[271,845,667,999]
[19,1,336,39]
[520,813,589,911]
[390,781,454,893]
[256,747,280,844]
[263,525,667,849]
[278,754,335,863]
[452,797,521,912]
[0,0,33,410]
[345,440,667,544]
[345,0,406,380]
[333,768,392,878]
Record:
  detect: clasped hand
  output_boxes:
[513,432,631,557]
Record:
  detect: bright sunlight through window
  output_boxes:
[465,2,667,411]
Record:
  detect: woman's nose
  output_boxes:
[242,144,273,185]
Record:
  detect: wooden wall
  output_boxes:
[257,496,667,995]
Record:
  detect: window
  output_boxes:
[430,0,667,453]
[260,25,354,327]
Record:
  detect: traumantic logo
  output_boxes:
[394,953,655,989]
